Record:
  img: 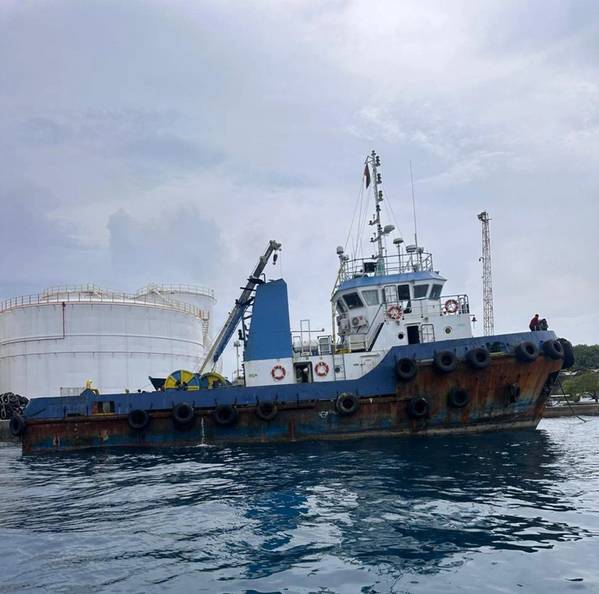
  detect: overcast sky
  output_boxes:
[1,0,598,375]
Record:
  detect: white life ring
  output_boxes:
[444,299,459,314]
[386,305,403,320]
[315,361,329,377]
[271,365,286,381]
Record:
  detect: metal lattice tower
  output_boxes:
[477,211,494,336]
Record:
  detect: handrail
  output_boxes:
[0,288,211,319]
[136,284,215,299]
[337,252,435,285]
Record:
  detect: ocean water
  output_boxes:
[0,418,598,594]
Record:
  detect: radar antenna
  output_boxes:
[477,211,494,336]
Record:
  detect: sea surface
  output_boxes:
[1,418,598,594]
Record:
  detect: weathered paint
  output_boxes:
[21,349,562,454]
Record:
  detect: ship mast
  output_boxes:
[366,150,391,270]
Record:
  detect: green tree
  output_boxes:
[572,344,599,371]
[562,371,599,396]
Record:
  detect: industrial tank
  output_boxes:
[0,284,215,398]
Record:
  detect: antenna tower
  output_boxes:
[477,211,494,336]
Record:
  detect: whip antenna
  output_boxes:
[410,160,419,247]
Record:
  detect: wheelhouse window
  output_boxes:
[336,299,347,314]
[343,292,364,310]
[397,284,410,301]
[362,289,379,306]
[430,284,443,300]
[383,285,398,304]
[413,284,429,299]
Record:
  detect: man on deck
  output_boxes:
[529,314,541,331]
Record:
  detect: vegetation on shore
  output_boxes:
[561,344,599,397]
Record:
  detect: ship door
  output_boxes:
[294,362,313,383]
[407,325,420,345]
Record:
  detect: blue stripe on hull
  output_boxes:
[23,331,557,421]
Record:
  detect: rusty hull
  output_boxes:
[21,354,562,453]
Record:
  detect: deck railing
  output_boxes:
[337,251,434,285]
[0,286,210,319]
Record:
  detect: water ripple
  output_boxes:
[1,419,599,593]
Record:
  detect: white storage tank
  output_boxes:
[0,284,215,398]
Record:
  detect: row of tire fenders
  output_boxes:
[396,338,569,420]
[122,339,568,432]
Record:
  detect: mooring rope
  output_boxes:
[556,378,589,423]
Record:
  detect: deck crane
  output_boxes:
[199,240,282,374]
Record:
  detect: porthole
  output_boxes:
[445,326,452,335]
[398,333,405,340]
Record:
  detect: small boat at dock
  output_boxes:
[13,152,574,453]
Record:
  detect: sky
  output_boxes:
[1,0,598,376]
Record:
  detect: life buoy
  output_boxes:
[315,361,329,377]
[387,305,403,320]
[444,299,459,314]
[271,365,286,381]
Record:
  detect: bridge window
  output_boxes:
[362,289,379,306]
[397,284,410,300]
[343,292,364,310]
[430,284,443,300]
[413,284,429,299]
[383,285,398,304]
[336,299,347,314]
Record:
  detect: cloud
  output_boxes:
[0,0,598,375]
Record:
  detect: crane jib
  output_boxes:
[199,240,281,373]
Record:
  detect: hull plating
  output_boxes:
[21,352,562,453]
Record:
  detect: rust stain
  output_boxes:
[22,355,564,453]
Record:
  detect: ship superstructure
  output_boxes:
[242,151,472,387]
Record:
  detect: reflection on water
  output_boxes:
[1,419,598,593]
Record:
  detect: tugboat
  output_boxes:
[13,152,574,453]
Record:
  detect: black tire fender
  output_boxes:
[447,388,469,409]
[172,402,195,427]
[558,338,575,369]
[465,347,491,370]
[396,358,417,381]
[335,393,360,416]
[256,401,278,422]
[213,404,237,426]
[407,397,429,419]
[515,341,539,363]
[434,350,458,374]
[128,409,150,430]
[9,413,26,437]
[542,339,564,360]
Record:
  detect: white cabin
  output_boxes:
[242,152,474,388]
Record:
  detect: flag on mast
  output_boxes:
[364,164,371,188]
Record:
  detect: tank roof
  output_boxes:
[0,284,213,319]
